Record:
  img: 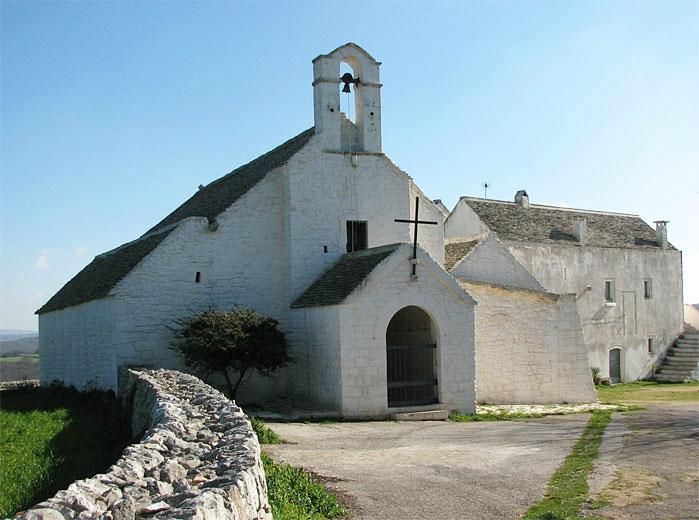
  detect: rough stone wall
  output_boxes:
[335,244,476,417]
[19,368,271,520]
[507,242,684,381]
[450,234,545,292]
[461,281,597,404]
[39,298,118,391]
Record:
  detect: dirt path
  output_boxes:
[588,402,699,520]
[266,415,590,520]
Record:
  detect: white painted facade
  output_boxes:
[40,43,606,414]
[445,195,684,383]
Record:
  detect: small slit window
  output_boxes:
[195,272,201,283]
[644,279,652,299]
[604,280,615,302]
[648,337,654,353]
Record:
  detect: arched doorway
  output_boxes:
[609,348,621,384]
[386,306,438,407]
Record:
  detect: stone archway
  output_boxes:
[386,306,438,407]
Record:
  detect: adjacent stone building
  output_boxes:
[445,193,684,383]
[38,43,681,415]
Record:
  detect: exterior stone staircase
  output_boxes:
[655,333,699,382]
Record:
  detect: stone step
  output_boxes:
[677,338,699,344]
[658,368,695,376]
[392,409,449,421]
[681,333,699,340]
[671,346,699,354]
[663,358,699,367]
[655,374,694,382]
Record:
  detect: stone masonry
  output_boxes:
[18,369,270,520]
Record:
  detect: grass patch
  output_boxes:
[250,416,283,444]
[0,355,39,364]
[521,410,612,520]
[0,385,129,518]
[597,381,699,404]
[262,453,346,519]
[449,411,552,422]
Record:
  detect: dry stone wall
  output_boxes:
[18,369,271,520]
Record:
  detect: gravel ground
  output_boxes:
[588,402,699,520]
[266,415,590,520]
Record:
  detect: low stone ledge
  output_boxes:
[0,379,39,392]
[17,368,271,520]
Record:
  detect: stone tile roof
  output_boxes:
[462,198,672,250]
[144,127,315,235]
[36,227,176,314]
[38,128,315,315]
[444,241,479,271]
[291,244,401,308]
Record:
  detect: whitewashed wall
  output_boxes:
[39,298,118,390]
[508,243,684,382]
[289,306,343,410]
[460,281,596,404]
[285,136,446,301]
[334,245,476,417]
[450,234,544,291]
[444,198,489,241]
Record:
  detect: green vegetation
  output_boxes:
[262,453,346,520]
[250,416,283,444]
[253,417,345,519]
[172,307,291,398]
[0,354,39,364]
[521,410,612,520]
[449,409,591,422]
[0,386,129,518]
[597,381,699,404]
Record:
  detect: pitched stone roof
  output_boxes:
[36,227,176,314]
[38,128,315,315]
[461,198,672,250]
[292,244,401,308]
[145,127,315,235]
[444,241,479,271]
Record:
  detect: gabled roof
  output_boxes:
[37,227,176,314]
[291,244,401,308]
[444,240,479,271]
[38,127,315,315]
[145,127,314,235]
[460,197,672,250]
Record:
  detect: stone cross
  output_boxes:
[394,197,438,276]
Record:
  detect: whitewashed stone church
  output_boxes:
[38,44,683,417]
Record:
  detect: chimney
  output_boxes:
[515,190,529,208]
[573,219,587,245]
[654,221,669,249]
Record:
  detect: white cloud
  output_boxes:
[73,246,88,258]
[34,252,49,271]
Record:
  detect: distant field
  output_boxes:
[0,386,129,518]
[0,355,38,382]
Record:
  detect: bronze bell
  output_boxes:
[341,72,354,93]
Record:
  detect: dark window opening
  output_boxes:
[195,272,201,283]
[648,338,654,353]
[346,221,368,252]
[604,280,615,302]
[644,280,652,299]
[324,245,328,253]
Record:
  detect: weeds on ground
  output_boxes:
[596,381,699,404]
[250,416,283,444]
[521,410,612,520]
[262,452,346,519]
[0,385,129,518]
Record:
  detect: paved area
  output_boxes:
[266,415,590,519]
[588,402,699,520]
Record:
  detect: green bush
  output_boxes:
[172,307,291,398]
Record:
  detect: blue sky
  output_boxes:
[1,0,697,331]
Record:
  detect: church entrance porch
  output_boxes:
[386,306,438,407]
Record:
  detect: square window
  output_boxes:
[346,221,368,252]
[644,279,652,299]
[604,280,615,302]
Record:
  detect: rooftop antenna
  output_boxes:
[483,182,490,199]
